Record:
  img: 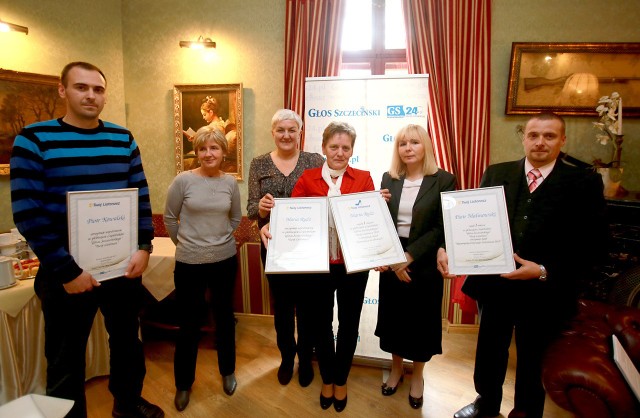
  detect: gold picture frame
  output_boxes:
[506,42,640,116]
[0,69,66,175]
[173,83,243,179]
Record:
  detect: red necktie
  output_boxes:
[527,168,542,193]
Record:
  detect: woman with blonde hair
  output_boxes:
[375,124,455,409]
[165,126,241,411]
[247,109,324,387]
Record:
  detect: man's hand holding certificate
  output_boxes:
[440,186,515,275]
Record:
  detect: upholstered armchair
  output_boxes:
[543,299,640,418]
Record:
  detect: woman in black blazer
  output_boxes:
[375,124,455,409]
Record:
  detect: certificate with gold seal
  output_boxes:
[67,188,138,281]
[329,191,406,273]
[265,197,330,274]
[441,186,515,275]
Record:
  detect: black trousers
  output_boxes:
[311,264,368,386]
[260,244,314,366]
[36,276,146,418]
[173,256,237,390]
[474,300,561,417]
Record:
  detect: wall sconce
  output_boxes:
[0,19,29,34]
[179,36,216,49]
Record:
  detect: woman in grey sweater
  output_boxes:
[164,126,242,412]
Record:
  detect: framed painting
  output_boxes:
[506,42,640,116]
[0,69,66,175]
[173,83,243,179]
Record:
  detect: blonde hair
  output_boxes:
[201,96,219,114]
[322,121,356,147]
[193,126,228,154]
[388,124,438,179]
[271,109,303,130]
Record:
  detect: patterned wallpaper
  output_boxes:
[0,0,127,232]
[121,0,286,216]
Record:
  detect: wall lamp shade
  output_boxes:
[0,19,28,34]
[562,72,599,106]
[180,36,216,49]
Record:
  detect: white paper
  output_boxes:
[441,186,515,275]
[613,334,640,401]
[67,189,138,281]
[265,197,330,274]
[329,191,406,273]
[0,394,74,418]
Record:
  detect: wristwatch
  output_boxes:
[538,264,547,281]
[138,244,154,254]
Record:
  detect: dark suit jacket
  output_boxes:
[462,158,607,314]
[381,169,456,270]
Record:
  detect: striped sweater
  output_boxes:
[10,118,153,284]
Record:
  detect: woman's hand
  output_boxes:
[437,247,456,279]
[391,252,414,282]
[380,188,391,202]
[374,265,390,272]
[260,223,272,247]
[258,193,275,219]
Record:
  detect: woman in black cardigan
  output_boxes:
[375,124,455,409]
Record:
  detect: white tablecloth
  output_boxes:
[142,237,176,301]
[0,280,109,405]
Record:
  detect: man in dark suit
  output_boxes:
[437,112,607,418]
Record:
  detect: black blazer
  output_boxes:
[462,158,607,310]
[382,169,456,271]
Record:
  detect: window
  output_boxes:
[340,0,408,76]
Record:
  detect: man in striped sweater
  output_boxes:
[10,62,163,418]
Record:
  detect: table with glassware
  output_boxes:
[0,237,177,404]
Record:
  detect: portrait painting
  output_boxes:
[173,83,243,179]
[0,69,66,175]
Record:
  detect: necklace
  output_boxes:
[202,173,222,196]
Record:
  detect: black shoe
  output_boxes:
[112,397,164,418]
[174,390,190,412]
[333,395,347,413]
[408,378,423,409]
[408,393,423,409]
[381,374,403,396]
[298,362,315,387]
[277,361,294,385]
[223,373,237,396]
[320,393,333,410]
[454,396,499,418]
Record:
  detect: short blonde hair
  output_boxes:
[388,124,438,179]
[322,121,356,147]
[193,125,228,154]
[271,109,303,130]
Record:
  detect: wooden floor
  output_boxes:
[85,314,571,418]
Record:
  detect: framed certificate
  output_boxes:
[265,197,330,274]
[441,186,515,275]
[329,191,406,273]
[67,188,138,281]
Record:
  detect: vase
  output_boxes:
[597,167,623,198]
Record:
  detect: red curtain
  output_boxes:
[284,0,345,147]
[401,0,491,190]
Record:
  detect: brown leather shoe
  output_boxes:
[223,373,237,395]
[174,390,190,412]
